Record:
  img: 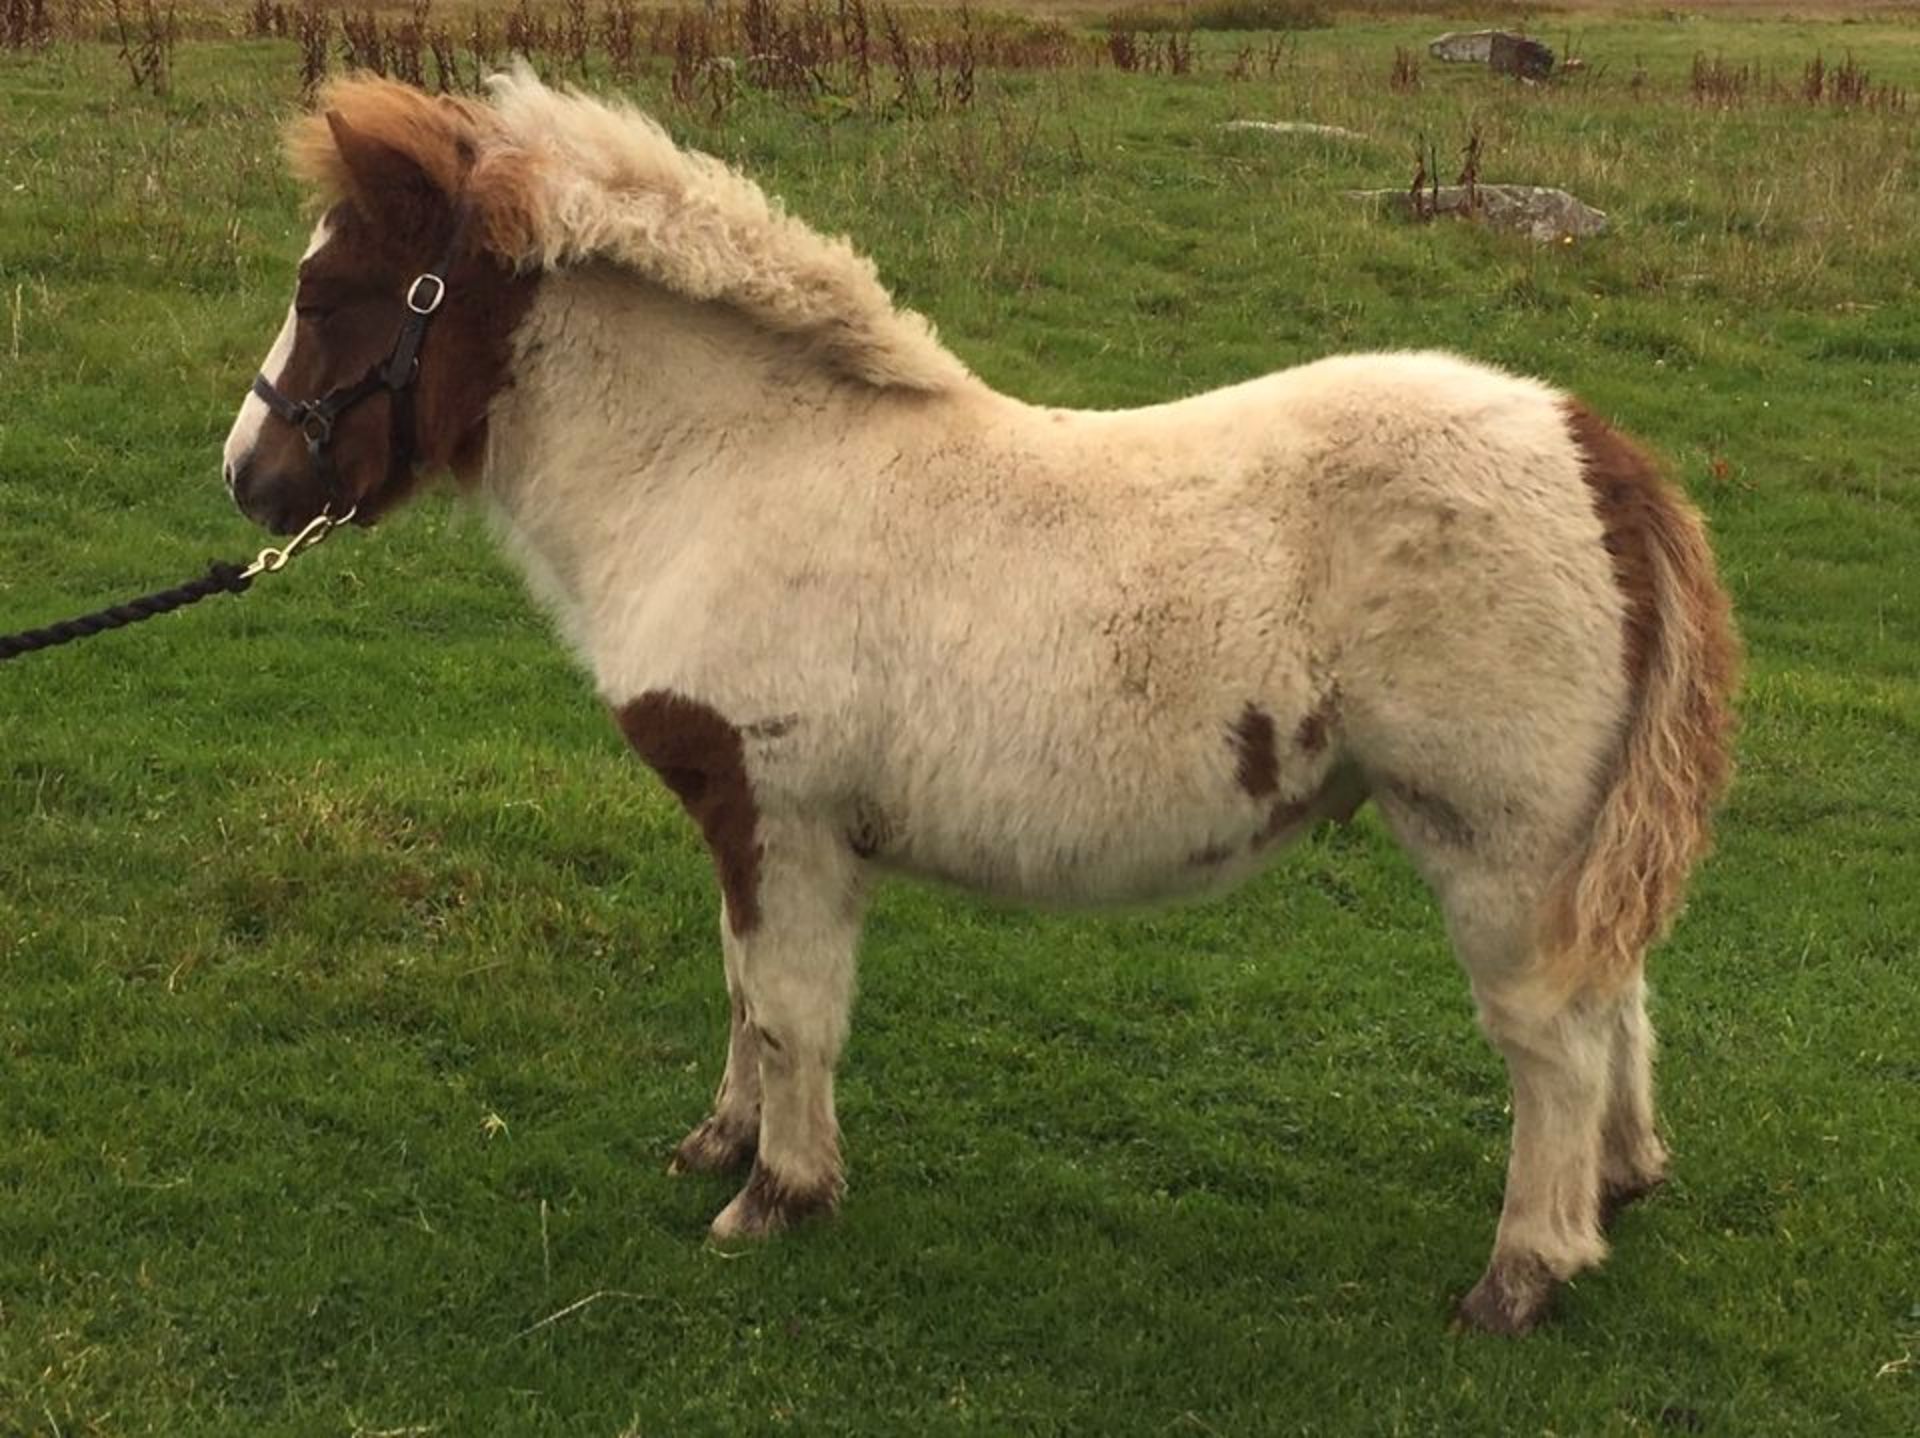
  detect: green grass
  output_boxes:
[3,12,1919,1435]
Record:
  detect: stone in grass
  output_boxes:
[1429,30,1556,81]
[1489,33,1555,80]
[1428,29,1501,63]
[1347,184,1609,243]
[1222,120,1368,142]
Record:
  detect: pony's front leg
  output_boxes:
[708,827,867,1241]
[669,914,762,1175]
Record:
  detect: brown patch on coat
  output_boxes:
[732,1158,841,1233]
[423,238,538,494]
[1187,840,1236,868]
[1231,704,1279,798]
[437,265,538,484]
[1294,687,1340,756]
[614,692,763,936]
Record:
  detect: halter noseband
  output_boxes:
[250,205,472,518]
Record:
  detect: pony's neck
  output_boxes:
[476,263,872,657]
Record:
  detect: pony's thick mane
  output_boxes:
[289,65,972,394]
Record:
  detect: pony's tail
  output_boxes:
[1541,403,1741,992]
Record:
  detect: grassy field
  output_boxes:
[3,6,1918,1434]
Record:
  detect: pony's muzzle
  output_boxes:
[227,454,314,536]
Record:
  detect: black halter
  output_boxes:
[250,207,471,516]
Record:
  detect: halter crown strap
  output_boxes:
[382,228,464,390]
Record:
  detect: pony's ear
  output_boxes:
[325,109,445,235]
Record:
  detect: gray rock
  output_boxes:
[1429,30,1554,78]
[1222,120,1368,141]
[1428,29,1497,63]
[1347,184,1609,243]
[1489,33,1554,79]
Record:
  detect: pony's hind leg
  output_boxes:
[1599,976,1668,1225]
[670,914,763,1176]
[1385,805,1618,1336]
[708,824,867,1241]
[1458,960,1614,1335]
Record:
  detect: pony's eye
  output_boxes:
[294,283,345,320]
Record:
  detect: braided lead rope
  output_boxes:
[0,563,254,661]
[0,508,353,665]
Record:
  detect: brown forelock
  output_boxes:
[1562,400,1662,692]
[614,693,764,937]
[286,77,540,262]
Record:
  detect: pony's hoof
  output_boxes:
[708,1160,839,1242]
[669,1115,758,1176]
[1454,1254,1557,1337]
[1600,1171,1666,1230]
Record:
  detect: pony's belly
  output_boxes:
[866,805,1288,909]
[853,707,1343,906]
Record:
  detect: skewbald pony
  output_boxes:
[231,66,1744,1337]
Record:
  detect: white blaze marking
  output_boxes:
[223,216,334,490]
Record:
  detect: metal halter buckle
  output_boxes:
[406,274,446,315]
[299,407,333,444]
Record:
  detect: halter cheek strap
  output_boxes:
[250,204,472,517]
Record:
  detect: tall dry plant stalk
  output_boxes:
[295,0,329,98]
[1390,45,1419,93]
[341,7,384,74]
[110,0,175,93]
[603,0,638,82]
[3,0,52,50]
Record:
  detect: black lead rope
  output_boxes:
[0,562,254,662]
[0,510,350,665]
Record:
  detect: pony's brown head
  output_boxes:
[224,79,539,533]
